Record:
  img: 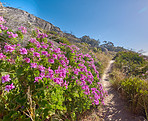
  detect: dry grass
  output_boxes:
[94,52,112,77]
[109,68,125,90]
[78,106,103,121]
[109,67,148,120]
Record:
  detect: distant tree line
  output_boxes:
[80,35,100,47]
[80,35,127,52]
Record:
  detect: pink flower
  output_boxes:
[83,90,90,95]
[53,77,63,86]
[38,65,45,72]
[61,81,68,89]
[4,45,15,52]
[7,58,15,64]
[18,26,27,34]
[2,74,11,83]
[24,58,30,63]
[31,63,37,68]
[41,51,48,55]
[36,43,41,48]
[54,48,61,53]
[91,88,97,92]
[60,60,66,66]
[74,68,80,75]
[52,54,57,59]
[0,16,6,24]
[80,80,86,86]
[46,73,54,79]
[20,48,27,55]
[94,100,99,105]
[72,76,75,79]
[17,44,21,47]
[82,85,89,90]
[48,59,54,63]
[37,33,48,38]
[29,48,35,52]
[0,25,8,30]
[48,67,54,74]
[0,53,6,59]
[39,72,45,78]
[12,34,18,38]
[46,54,50,57]
[5,83,15,92]
[34,77,42,83]
[5,27,8,30]
[7,31,18,38]
[42,45,47,49]
[33,52,40,57]
[76,80,79,83]
[49,48,53,52]
[41,42,45,45]
[28,38,37,43]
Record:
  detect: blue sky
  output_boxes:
[2,0,148,55]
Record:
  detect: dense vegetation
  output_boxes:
[110,51,148,119]
[0,16,109,121]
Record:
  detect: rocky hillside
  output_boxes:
[0,5,63,35]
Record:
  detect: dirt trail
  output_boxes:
[99,60,145,121]
[82,60,146,121]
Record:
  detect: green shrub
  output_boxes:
[114,51,148,77]
[110,51,148,119]
[48,31,59,36]
[120,77,148,118]
[55,37,70,45]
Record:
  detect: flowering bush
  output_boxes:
[0,16,106,120]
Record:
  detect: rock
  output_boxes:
[0,6,63,36]
[0,2,5,13]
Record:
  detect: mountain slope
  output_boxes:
[0,5,63,35]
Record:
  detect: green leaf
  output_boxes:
[43,108,49,118]
[73,92,79,98]
[38,100,48,107]
[2,111,15,121]
[16,67,24,76]
[1,72,9,76]
[16,96,27,105]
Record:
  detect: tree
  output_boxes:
[81,35,100,47]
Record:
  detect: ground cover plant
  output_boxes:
[110,51,148,119]
[0,16,107,121]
